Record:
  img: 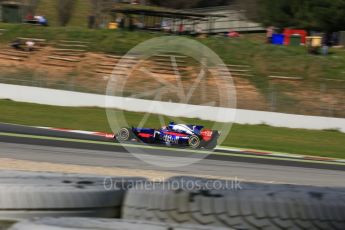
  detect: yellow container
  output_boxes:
[108,22,118,30]
[306,36,322,47]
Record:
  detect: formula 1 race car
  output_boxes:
[116,122,220,149]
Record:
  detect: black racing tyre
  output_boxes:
[9,217,229,230]
[122,177,345,230]
[0,220,15,230]
[116,127,132,142]
[203,139,217,150]
[203,131,219,150]
[188,135,201,149]
[0,170,146,220]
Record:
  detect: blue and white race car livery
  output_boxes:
[115,122,220,149]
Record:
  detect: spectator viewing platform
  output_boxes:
[108,6,227,34]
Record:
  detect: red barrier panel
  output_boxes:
[283,29,307,45]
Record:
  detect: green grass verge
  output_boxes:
[0,99,344,159]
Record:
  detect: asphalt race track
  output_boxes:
[0,123,344,187]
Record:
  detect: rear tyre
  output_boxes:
[116,128,132,142]
[203,131,219,150]
[188,135,201,149]
[204,139,217,150]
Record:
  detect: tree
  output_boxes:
[312,0,345,32]
[57,0,76,26]
[234,0,260,20]
[257,0,345,31]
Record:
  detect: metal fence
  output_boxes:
[1,70,344,118]
[266,79,345,117]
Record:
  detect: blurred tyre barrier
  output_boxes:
[123,176,345,230]
[8,217,229,230]
[0,220,15,230]
[0,171,146,220]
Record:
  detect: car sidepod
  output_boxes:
[132,128,157,143]
[159,130,190,146]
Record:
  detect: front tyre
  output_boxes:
[188,135,201,149]
[116,127,132,142]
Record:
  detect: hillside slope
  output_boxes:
[0,23,344,117]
